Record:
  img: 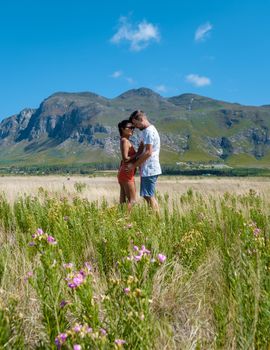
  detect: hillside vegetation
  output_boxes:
[1,88,270,170]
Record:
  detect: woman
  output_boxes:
[117,120,139,207]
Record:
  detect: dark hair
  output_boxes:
[118,119,131,136]
[129,110,145,122]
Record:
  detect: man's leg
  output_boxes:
[141,176,159,211]
[143,196,159,211]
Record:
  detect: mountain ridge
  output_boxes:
[1,88,270,169]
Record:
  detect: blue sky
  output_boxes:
[0,0,269,119]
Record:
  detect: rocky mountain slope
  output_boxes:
[1,88,270,168]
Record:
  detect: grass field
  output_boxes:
[0,176,270,349]
[2,175,270,203]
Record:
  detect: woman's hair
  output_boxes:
[118,119,130,136]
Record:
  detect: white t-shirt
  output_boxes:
[140,125,162,177]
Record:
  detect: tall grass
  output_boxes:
[0,188,269,349]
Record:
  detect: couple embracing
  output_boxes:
[117,110,161,211]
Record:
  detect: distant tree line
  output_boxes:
[0,162,119,175]
[1,163,270,177]
[161,165,270,177]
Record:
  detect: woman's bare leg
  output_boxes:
[123,181,136,210]
[119,184,126,204]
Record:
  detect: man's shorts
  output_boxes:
[140,175,159,197]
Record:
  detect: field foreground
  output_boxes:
[0,176,270,349]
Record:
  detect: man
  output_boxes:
[126,110,162,210]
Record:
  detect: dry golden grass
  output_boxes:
[153,252,223,349]
[1,175,270,203]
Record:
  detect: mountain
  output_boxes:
[1,88,270,169]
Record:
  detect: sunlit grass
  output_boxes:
[0,178,270,349]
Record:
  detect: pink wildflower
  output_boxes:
[133,245,139,251]
[253,228,261,237]
[47,235,57,244]
[73,344,82,350]
[73,345,81,350]
[141,245,151,254]
[55,333,68,348]
[134,253,143,262]
[124,287,130,294]
[36,228,44,236]
[63,263,73,269]
[73,273,84,285]
[115,339,126,346]
[100,328,107,336]
[73,324,82,333]
[67,271,85,289]
[157,254,166,263]
[60,300,69,308]
[24,271,33,282]
[84,261,92,272]
[79,269,87,277]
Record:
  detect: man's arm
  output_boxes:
[127,144,152,170]
[136,141,144,156]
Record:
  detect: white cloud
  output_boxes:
[155,84,167,93]
[111,16,160,51]
[110,70,123,78]
[110,71,135,84]
[125,77,135,84]
[186,74,211,87]
[195,22,213,42]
